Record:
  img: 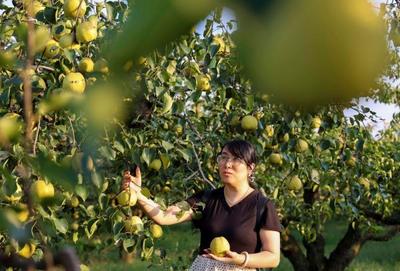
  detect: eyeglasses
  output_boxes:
[216,154,245,165]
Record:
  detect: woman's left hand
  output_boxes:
[202,249,245,266]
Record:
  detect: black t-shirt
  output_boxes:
[186,187,281,254]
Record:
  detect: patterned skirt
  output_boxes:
[189,255,256,271]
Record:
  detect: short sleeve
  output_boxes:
[261,200,281,232]
[185,190,207,228]
[185,190,205,210]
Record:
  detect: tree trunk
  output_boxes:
[303,234,327,271]
[324,223,364,271]
[281,233,310,271]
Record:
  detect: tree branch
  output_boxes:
[190,141,215,189]
[325,222,365,271]
[360,208,400,225]
[22,17,36,152]
[281,233,310,271]
[364,225,400,242]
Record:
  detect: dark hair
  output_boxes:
[220,139,257,166]
[220,139,257,187]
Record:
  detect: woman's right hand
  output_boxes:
[122,166,142,193]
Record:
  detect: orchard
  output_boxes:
[0,0,400,270]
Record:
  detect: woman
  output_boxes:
[122,140,281,270]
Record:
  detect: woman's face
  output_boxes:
[217,147,251,186]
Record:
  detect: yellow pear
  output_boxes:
[117,190,137,206]
[311,117,322,129]
[51,22,71,40]
[346,156,357,167]
[18,243,36,258]
[0,113,23,145]
[149,159,162,171]
[43,39,60,59]
[286,175,303,191]
[69,196,80,208]
[241,115,258,131]
[79,57,94,73]
[94,58,109,74]
[31,180,55,200]
[16,204,29,223]
[124,216,143,234]
[295,139,309,153]
[264,125,274,137]
[24,0,44,17]
[62,72,86,93]
[76,21,97,43]
[269,153,283,165]
[236,0,387,107]
[63,0,86,18]
[150,224,163,239]
[210,236,230,257]
[59,34,74,48]
[357,177,370,190]
[196,75,211,91]
[2,182,23,202]
[33,26,51,53]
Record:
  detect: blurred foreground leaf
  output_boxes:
[29,153,78,192]
[104,0,215,70]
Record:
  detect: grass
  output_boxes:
[86,220,400,271]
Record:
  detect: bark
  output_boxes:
[361,209,400,225]
[281,233,310,271]
[301,186,327,270]
[303,234,327,271]
[364,225,400,242]
[325,223,365,271]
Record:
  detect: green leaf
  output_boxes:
[36,205,51,219]
[75,184,88,201]
[0,166,17,195]
[98,193,108,210]
[85,219,100,239]
[99,146,117,160]
[113,221,124,235]
[0,151,10,162]
[53,217,68,234]
[141,148,152,166]
[105,0,215,69]
[29,153,78,192]
[73,232,79,243]
[176,148,191,162]
[105,2,114,21]
[123,238,136,252]
[161,140,174,151]
[91,172,103,189]
[320,139,331,151]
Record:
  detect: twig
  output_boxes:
[33,117,41,156]
[36,65,55,72]
[190,141,215,189]
[183,170,198,182]
[184,113,204,143]
[68,117,76,147]
[22,17,35,152]
[365,225,400,241]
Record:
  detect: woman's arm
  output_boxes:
[135,192,193,225]
[243,229,280,268]
[203,229,280,268]
[122,168,194,226]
